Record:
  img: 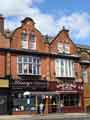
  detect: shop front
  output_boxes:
[0,79,10,115]
[11,79,48,115]
[48,81,84,113]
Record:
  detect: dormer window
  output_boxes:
[29,32,36,50]
[21,32,28,49]
[57,42,70,54]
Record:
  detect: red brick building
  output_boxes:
[0,15,90,115]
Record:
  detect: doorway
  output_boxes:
[0,96,7,114]
[51,96,58,113]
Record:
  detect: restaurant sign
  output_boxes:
[48,81,83,92]
[56,83,83,91]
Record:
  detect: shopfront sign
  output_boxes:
[11,80,47,91]
[56,83,83,91]
[48,81,83,92]
[0,80,9,88]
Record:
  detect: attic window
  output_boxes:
[64,44,70,54]
[57,42,70,54]
[57,43,63,53]
[29,32,36,50]
[21,32,28,49]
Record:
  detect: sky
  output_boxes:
[0,0,90,45]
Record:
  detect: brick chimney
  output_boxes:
[0,14,4,34]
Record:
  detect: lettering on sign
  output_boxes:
[56,83,83,91]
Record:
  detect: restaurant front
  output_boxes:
[10,79,84,114]
[47,81,84,113]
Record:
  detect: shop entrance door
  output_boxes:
[0,96,7,114]
[51,96,59,113]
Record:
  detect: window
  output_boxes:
[17,56,40,75]
[21,32,28,49]
[61,94,80,106]
[57,43,63,53]
[12,92,36,112]
[64,44,70,54]
[82,65,88,83]
[29,32,36,50]
[57,42,70,54]
[55,59,74,77]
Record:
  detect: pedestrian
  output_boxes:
[39,102,44,115]
[60,101,64,113]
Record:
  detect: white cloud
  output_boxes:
[0,0,90,43]
[57,13,90,40]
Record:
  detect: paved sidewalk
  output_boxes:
[0,113,90,120]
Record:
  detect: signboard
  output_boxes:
[11,80,47,91]
[56,83,83,91]
[0,80,9,88]
[48,81,83,92]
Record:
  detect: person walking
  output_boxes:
[39,102,44,115]
[60,101,64,113]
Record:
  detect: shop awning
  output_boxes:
[29,91,78,95]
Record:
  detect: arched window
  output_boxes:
[29,32,36,50]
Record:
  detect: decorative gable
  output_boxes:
[50,27,77,54]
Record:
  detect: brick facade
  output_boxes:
[0,16,90,114]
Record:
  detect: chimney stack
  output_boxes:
[0,14,4,34]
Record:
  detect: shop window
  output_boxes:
[29,32,36,50]
[12,92,36,112]
[17,56,40,75]
[61,94,80,106]
[21,32,28,49]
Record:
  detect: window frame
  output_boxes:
[21,32,28,49]
[17,56,41,75]
[29,32,36,50]
[55,58,75,78]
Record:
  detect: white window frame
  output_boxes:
[57,42,70,54]
[55,58,75,77]
[64,44,70,54]
[17,56,40,75]
[29,32,36,50]
[21,32,28,49]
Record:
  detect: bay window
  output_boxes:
[55,59,74,77]
[17,56,40,75]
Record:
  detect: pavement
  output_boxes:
[0,113,90,120]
